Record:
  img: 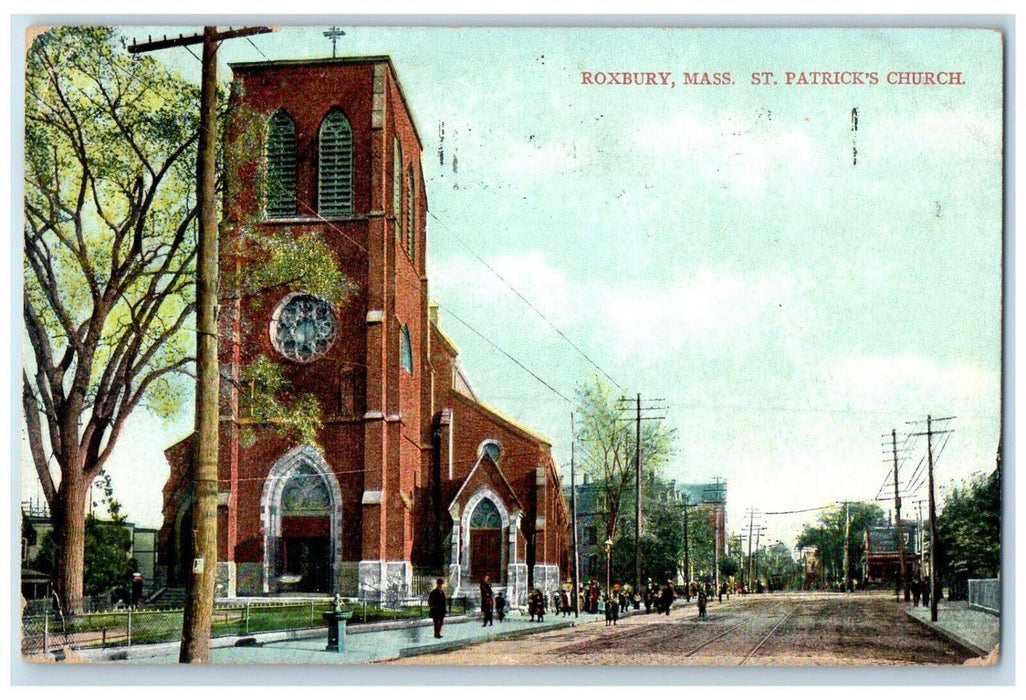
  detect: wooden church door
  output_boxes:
[469,498,502,583]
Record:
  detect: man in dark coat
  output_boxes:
[661,579,674,616]
[480,575,494,626]
[428,578,447,638]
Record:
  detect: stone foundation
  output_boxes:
[337,561,359,597]
[358,560,412,602]
[507,562,529,606]
[216,561,237,598]
[532,564,561,596]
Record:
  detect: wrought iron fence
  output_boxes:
[20,596,475,657]
[967,578,1000,615]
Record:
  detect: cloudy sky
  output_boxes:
[19,24,1003,551]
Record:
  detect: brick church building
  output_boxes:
[158,56,570,604]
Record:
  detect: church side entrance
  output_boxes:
[469,498,502,583]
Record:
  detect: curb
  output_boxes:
[902,609,990,657]
[397,619,577,658]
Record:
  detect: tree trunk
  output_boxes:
[51,473,89,614]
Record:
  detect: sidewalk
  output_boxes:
[111,611,585,664]
[904,599,1000,658]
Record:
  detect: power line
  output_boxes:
[427,210,622,391]
[436,303,573,405]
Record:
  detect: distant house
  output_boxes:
[864,519,921,584]
[676,481,728,567]
[800,545,821,589]
[20,502,159,601]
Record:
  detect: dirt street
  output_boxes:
[386,591,972,666]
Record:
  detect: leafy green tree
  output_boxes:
[937,469,1000,580]
[31,471,136,603]
[796,502,883,587]
[718,557,739,580]
[756,541,801,589]
[685,508,717,580]
[23,26,201,613]
[575,379,676,544]
[23,27,350,615]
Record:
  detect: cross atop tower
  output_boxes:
[324,26,346,58]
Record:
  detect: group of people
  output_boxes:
[909,576,932,608]
[427,574,723,637]
[476,575,556,627]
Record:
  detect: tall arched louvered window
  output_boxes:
[405,166,416,261]
[266,110,297,218]
[393,138,403,240]
[318,109,354,217]
[400,324,414,373]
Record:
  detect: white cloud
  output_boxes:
[632,108,821,199]
[431,251,795,360]
[825,354,999,416]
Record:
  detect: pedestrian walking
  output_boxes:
[495,591,506,622]
[697,589,708,620]
[428,578,447,639]
[131,572,144,610]
[643,587,653,614]
[661,579,674,616]
[552,589,562,616]
[533,589,546,622]
[922,576,931,608]
[560,589,570,616]
[480,575,494,626]
[912,578,922,607]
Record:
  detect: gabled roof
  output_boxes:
[453,361,479,401]
[450,390,552,447]
[448,452,523,515]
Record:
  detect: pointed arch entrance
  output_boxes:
[469,498,502,583]
[261,445,343,594]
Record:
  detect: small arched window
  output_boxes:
[470,498,502,529]
[393,138,403,239]
[405,165,416,261]
[400,324,414,373]
[318,109,354,217]
[478,439,502,463]
[266,110,297,217]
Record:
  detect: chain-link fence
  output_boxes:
[968,578,1000,615]
[20,596,476,657]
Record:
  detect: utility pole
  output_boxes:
[129,25,273,664]
[891,429,908,602]
[681,494,693,593]
[617,394,665,592]
[915,499,926,577]
[570,413,580,617]
[746,508,756,591]
[754,525,766,585]
[842,501,851,593]
[635,393,641,592]
[909,415,954,623]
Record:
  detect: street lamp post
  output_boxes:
[605,538,614,601]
